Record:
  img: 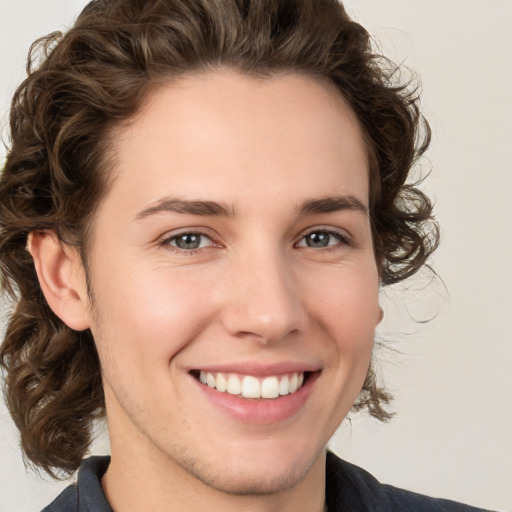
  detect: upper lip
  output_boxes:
[188,361,321,377]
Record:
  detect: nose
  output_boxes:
[219,249,308,344]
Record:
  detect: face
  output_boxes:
[82,70,380,495]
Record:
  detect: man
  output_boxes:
[0,1,495,511]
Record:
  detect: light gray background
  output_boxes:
[0,1,510,511]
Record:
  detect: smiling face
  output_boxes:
[81,70,380,498]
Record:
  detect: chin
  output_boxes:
[186,455,318,496]
[194,460,309,496]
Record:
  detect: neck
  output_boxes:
[102,438,326,512]
[101,384,327,512]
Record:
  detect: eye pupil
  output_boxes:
[175,234,201,249]
[306,232,330,248]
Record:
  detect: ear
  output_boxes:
[27,230,91,331]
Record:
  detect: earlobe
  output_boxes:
[378,306,384,324]
[28,231,91,331]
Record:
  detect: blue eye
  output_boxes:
[164,232,213,250]
[297,230,347,248]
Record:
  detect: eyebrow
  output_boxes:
[134,194,368,221]
[298,195,368,217]
[134,198,235,220]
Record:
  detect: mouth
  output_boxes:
[190,368,320,424]
[191,370,310,399]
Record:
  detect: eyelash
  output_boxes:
[159,231,217,254]
[295,228,351,251]
[159,228,351,254]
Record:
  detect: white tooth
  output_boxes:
[227,374,242,395]
[261,376,279,399]
[216,373,227,392]
[289,373,298,393]
[279,375,290,396]
[297,372,304,388]
[199,371,207,384]
[242,376,261,398]
[206,373,216,388]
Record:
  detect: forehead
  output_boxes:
[100,70,369,219]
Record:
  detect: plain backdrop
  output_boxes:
[0,1,510,511]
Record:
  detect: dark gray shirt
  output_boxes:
[41,453,494,511]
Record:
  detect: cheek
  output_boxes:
[89,264,217,373]
[304,264,380,339]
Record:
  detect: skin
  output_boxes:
[33,70,381,512]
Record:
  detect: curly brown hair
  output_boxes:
[0,0,438,477]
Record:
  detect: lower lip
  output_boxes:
[193,372,319,425]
